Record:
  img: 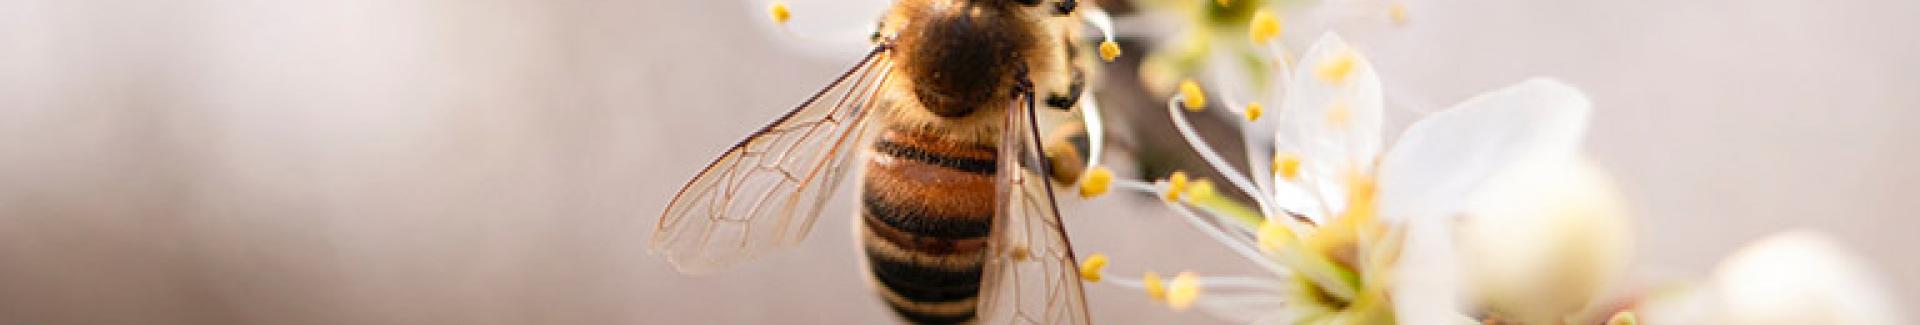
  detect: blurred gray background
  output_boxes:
[0,0,1914,324]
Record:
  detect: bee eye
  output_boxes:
[1052,0,1077,15]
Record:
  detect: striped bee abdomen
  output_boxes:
[860,128,998,325]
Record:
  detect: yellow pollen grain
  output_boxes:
[1257,219,1296,252]
[1341,171,1378,222]
[1249,10,1282,45]
[1143,272,1167,300]
[1389,3,1410,25]
[1216,0,1230,7]
[1078,167,1114,198]
[1099,41,1122,62]
[1184,178,1220,203]
[1606,311,1639,325]
[1078,254,1110,282]
[1315,49,1359,85]
[1178,79,1206,111]
[1163,171,1190,202]
[768,2,792,24]
[1326,100,1352,128]
[1167,272,1202,311]
[1244,102,1264,121]
[1274,152,1302,181]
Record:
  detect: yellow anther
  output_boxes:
[1216,0,1231,7]
[1257,219,1297,252]
[1167,272,1202,311]
[1178,79,1206,111]
[1163,171,1190,202]
[1143,272,1167,300]
[1389,3,1410,25]
[1010,245,1032,261]
[1184,178,1220,203]
[1078,254,1110,282]
[1341,171,1378,222]
[1273,152,1302,181]
[1099,41,1122,62]
[1244,102,1264,121]
[768,2,792,24]
[1606,311,1638,325]
[1315,49,1359,85]
[1078,167,1114,198]
[1326,100,1352,128]
[1249,10,1282,45]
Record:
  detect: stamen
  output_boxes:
[768,1,792,24]
[1080,96,1107,169]
[1113,179,1161,194]
[1164,202,1291,275]
[1249,10,1282,45]
[1079,253,1110,282]
[1258,219,1298,252]
[1164,171,1191,202]
[1216,0,1231,7]
[1315,49,1359,85]
[1606,311,1639,325]
[1079,166,1115,198]
[1273,152,1302,181]
[1195,275,1292,291]
[1100,41,1122,62]
[1144,272,1168,300]
[1169,272,1203,310]
[1080,7,1120,62]
[1340,171,1377,222]
[1178,79,1207,111]
[1185,178,1221,203]
[1244,102,1264,121]
[1166,96,1281,220]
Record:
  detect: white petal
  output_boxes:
[1392,216,1469,325]
[1276,32,1383,214]
[1376,78,1591,222]
[1458,157,1633,323]
[750,0,889,58]
[1268,138,1327,222]
[1708,231,1905,325]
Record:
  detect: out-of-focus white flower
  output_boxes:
[739,0,889,58]
[1134,0,1410,99]
[1643,231,1904,325]
[1075,32,1599,324]
[1456,156,1633,324]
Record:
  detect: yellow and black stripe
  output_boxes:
[860,128,999,325]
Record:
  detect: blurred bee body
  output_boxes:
[864,1,1093,323]
[653,0,1097,324]
[860,128,999,323]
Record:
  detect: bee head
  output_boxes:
[888,0,1044,118]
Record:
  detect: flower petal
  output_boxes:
[748,0,889,58]
[1458,157,1633,323]
[1707,231,1904,325]
[1276,32,1383,215]
[1391,216,1471,325]
[1376,78,1591,222]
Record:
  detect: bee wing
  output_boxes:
[652,47,895,274]
[976,90,1092,325]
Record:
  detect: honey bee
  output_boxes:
[651,0,1107,323]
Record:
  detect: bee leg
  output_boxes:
[1042,67,1086,111]
[1042,121,1091,185]
[1043,29,1092,111]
